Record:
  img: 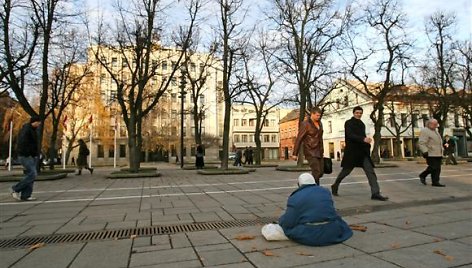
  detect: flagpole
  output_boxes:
[89,119,93,169]
[114,120,117,169]
[62,134,66,170]
[8,120,13,172]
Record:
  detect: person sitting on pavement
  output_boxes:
[279,173,353,246]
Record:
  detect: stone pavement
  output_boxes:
[0,161,471,267]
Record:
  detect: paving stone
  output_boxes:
[12,243,83,268]
[69,239,132,268]
[56,223,106,234]
[129,247,197,267]
[0,248,29,267]
[129,260,202,268]
[191,212,221,222]
[208,263,255,268]
[0,226,31,238]
[245,244,362,268]
[296,254,401,268]
[376,214,457,229]
[453,236,472,246]
[373,240,472,268]
[220,226,295,253]
[195,243,234,252]
[133,236,152,247]
[170,233,192,248]
[186,230,228,246]
[19,223,63,237]
[198,248,248,266]
[412,220,472,239]
[344,227,440,253]
[105,220,137,230]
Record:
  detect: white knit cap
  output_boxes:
[298,173,316,186]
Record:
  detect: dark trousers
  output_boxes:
[445,153,457,165]
[420,157,442,184]
[307,156,324,185]
[333,157,380,195]
[12,156,37,199]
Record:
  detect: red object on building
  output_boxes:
[279,109,301,160]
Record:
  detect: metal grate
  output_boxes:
[0,217,277,249]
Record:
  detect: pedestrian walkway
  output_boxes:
[0,161,471,267]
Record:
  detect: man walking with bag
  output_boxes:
[331,106,388,201]
[293,107,324,185]
[11,116,41,201]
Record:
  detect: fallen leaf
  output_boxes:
[235,234,256,240]
[433,238,442,242]
[262,250,278,257]
[130,235,137,239]
[405,221,411,225]
[349,224,368,232]
[296,251,313,256]
[390,243,401,249]
[28,243,46,251]
[445,255,454,261]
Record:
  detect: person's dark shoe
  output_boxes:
[371,194,389,201]
[90,168,94,174]
[431,183,446,187]
[331,184,338,196]
[419,175,426,185]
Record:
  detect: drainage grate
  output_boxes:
[0,217,277,249]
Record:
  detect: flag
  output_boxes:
[3,113,13,133]
[89,115,93,124]
[62,115,68,131]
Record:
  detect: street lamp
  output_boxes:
[411,109,420,157]
[179,70,187,168]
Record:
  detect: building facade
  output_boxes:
[278,109,300,160]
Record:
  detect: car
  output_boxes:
[228,152,236,160]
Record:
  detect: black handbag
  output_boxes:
[323,157,333,174]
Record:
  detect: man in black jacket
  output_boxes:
[11,116,41,201]
[331,106,388,201]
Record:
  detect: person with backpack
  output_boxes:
[76,139,93,175]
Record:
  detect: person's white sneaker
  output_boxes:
[23,196,37,201]
[11,191,21,201]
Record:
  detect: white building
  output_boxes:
[321,81,470,159]
[230,104,291,160]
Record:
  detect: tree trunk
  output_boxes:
[127,118,140,172]
[48,121,60,169]
[221,100,230,169]
[254,126,262,165]
[393,136,402,159]
[371,107,384,164]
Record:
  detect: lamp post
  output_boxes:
[179,70,187,168]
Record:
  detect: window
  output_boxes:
[344,96,349,107]
[389,114,395,127]
[199,63,204,73]
[264,119,269,127]
[108,146,114,158]
[199,94,205,105]
[249,134,254,142]
[421,114,428,127]
[171,93,177,102]
[412,114,419,128]
[271,134,277,143]
[249,119,255,126]
[120,126,127,137]
[119,144,126,158]
[111,57,117,67]
[97,145,104,158]
[121,58,128,68]
[234,134,240,143]
[328,121,332,133]
[242,135,248,142]
[233,119,239,126]
[171,77,177,86]
[190,62,196,72]
[270,119,276,127]
[162,61,168,71]
[401,113,407,127]
[264,135,270,142]
[171,109,177,120]
[100,74,106,84]
[152,60,158,68]
[241,119,247,126]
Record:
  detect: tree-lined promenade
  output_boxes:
[1,0,470,171]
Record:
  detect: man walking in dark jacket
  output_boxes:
[11,116,41,201]
[331,106,388,201]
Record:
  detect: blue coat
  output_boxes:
[279,185,353,246]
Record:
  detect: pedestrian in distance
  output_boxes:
[11,116,42,201]
[76,139,93,175]
[443,135,457,165]
[278,173,353,246]
[71,156,76,166]
[243,146,248,165]
[331,106,389,201]
[195,144,205,169]
[418,119,446,186]
[248,146,254,165]
[292,107,324,185]
[233,148,242,166]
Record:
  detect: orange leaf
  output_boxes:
[263,250,278,257]
[235,234,256,240]
[433,249,446,256]
[296,251,313,256]
[349,224,368,232]
[445,255,454,261]
[390,243,401,249]
[28,243,46,251]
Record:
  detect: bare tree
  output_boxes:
[215,0,248,169]
[455,41,472,137]
[90,0,200,172]
[343,0,411,164]
[234,31,284,165]
[269,0,350,165]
